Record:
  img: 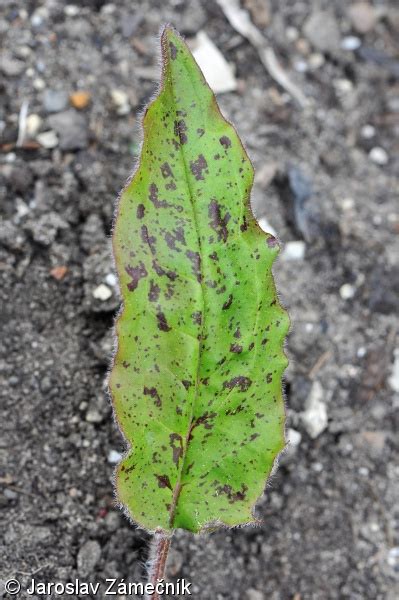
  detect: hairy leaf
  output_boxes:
[110,26,289,534]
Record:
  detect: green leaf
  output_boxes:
[110,26,289,534]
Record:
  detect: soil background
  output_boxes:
[1,1,398,599]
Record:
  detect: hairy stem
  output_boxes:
[145,530,172,600]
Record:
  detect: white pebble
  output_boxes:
[312,462,323,472]
[341,36,361,51]
[36,130,58,149]
[388,348,399,393]
[308,53,324,69]
[257,217,277,237]
[361,124,375,139]
[287,428,302,448]
[369,146,388,165]
[281,240,305,261]
[64,5,80,17]
[15,198,30,218]
[108,449,123,464]
[294,59,308,73]
[357,347,366,358]
[92,284,112,301]
[334,78,353,93]
[105,273,117,287]
[33,78,46,91]
[85,408,103,423]
[31,13,43,27]
[286,27,299,42]
[101,4,116,14]
[387,547,399,568]
[340,283,355,300]
[26,114,42,137]
[340,197,355,211]
[300,381,328,439]
[110,89,130,115]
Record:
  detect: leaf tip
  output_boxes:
[160,23,183,63]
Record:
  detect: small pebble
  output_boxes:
[64,5,80,17]
[312,462,323,472]
[357,347,367,358]
[369,146,388,165]
[31,13,44,28]
[0,55,25,77]
[92,284,112,301]
[85,407,103,424]
[26,114,42,137]
[110,89,130,115]
[294,59,308,73]
[334,78,353,93]
[286,27,299,42]
[361,124,376,139]
[308,53,324,69]
[70,90,91,109]
[33,78,46,91]
[105,511,120,532]
[43,89,69,113]
[281,240,306,261]
[77,540,101,577]
[287,428,302,448]
[107,449,123,464]
[340,197,355,211]
[257,217,277,237]
[387,547,399,569]
[348,2,377,34]
[50,266,68,281]
[36,130,58,149]
[300,381,328,439]
[105,273,117,287]
[15,198,29,218]
[341,36,361,51]
[246,589,264,600]
[340,283,356,300]
[388,348,399,393]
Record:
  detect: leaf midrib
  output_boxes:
[165,66,207,529]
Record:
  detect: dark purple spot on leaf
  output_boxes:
[222,294,233,310]
[144,386,162,407]
[208,199,230,243]
[223,376,252,392]
[148,280,160,302]
[190,154,208,180]
[214,483,247,503]
[161,162,174,179]
[186,250,202,282]
[219,136,231,149]
[192,311,202,325]
[230,343,243,353]
[169,41,177,60]
[141,225,156,254]
[174,119,187,144]
[156,311,171,332]
[155,474,172,490]
[125,262,147,291]
[170,433,183,466]
[152,259,177,281]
